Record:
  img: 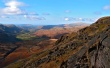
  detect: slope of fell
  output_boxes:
[5,16,110,68]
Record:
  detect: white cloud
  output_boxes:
[65,10,71,13]
[64,17,69,21]
[30,16,46,20]
[84,18,95,22]
[64,17,96,22]
[5,0,25,7]
[103,5,110,10]
[64,17,82,21]
[79,18,83,21]
[24,15,45,20]
[0,0,26,15]
[0,15,9,18]
[29,12,39,15]
[42,13,50,15]
[64,17,74,21]
[24,15,28,18]
[0,0,46,21]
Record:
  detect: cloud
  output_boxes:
[64,17,74,21]
[24,15,28,18]
[64,17,69,21]
[0,0,47,21]
[65,10,71,13]
[64,17,95,22]
[84,18,96,22]
[79,18,83,21]
[24,15,45,20]
[29,12,39,15]
[0,0,26,15]
[64,17,84,21]
[103,5,110,10]
[0,15,9,18]
[42,13,50,15]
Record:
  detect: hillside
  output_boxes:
[35,23,88,39]
[0,23,88,68]
[0,24,23,42]
[0,24,25,35]
[5,16,110,68]
[0,24,28,67]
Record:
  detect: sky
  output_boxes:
[0,0,110,25]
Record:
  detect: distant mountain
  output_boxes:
[0,24,27,43]
[0,24,24,35]
[16,24,36,29]
[39,23,89,29]
[35,23,89,39]
[5,16,110,68]
[41,24,64,29]
[16,24,43,33]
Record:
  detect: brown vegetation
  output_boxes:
[35,25,87,39]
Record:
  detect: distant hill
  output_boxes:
[39,23,89,29]
[41,24,64,29]
[1,24,20,34]
[35,23,89,39]
[0,24,27,42]
[16,24,37,32]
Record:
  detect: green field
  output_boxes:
[16,33,37,40]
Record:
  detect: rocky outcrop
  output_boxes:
[60,17,110,68]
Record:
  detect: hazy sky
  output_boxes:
[0,0,110,25]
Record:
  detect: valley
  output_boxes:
[0,23,87,68]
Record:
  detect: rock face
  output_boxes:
[62,29,110,68]
[60,17,110,68]
[5,16,110,68]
